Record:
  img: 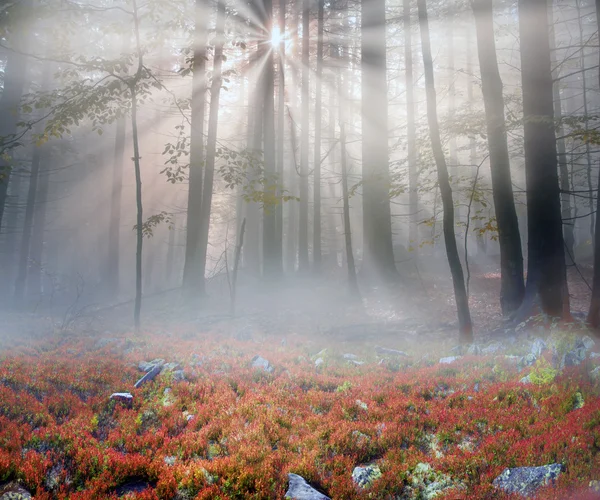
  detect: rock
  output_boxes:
[520,375,532,384]
[474,382,480,392]
[406,462,458,499]
[285,473,330,500]
[467,344,482,355]
[351,431,371,446]
[0,482,32,499]
[44,464,63,491]
[590,366,600,382]
[314,357,324,367]
[172,370,186,382]
[564,347,587,367]
[521,353,537,367]
[531,338,547,357]
[375,346,409,357]
[110,392,133,406]
[164,456,176,466]
[439,356,460,364]
[186,414,195,422]
[492,464,563,497]
[162,362,182,372]
[590,352,600,359]
[582,335,596,350]
[590,480,600,493]
[482,342,504,355]
[355,399,368,411]
[134,363,162,388]
[348,360,365,366]
[352,464,381,488]
[504,355,521,364]
[138,359,165,372]
[115,478,151,497]
[343,353,358,360]
[251,355,273,373]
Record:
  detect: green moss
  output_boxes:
[528,357,558,385]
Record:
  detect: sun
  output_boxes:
[270,26,283,48]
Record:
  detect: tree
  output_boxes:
[361,0,397,280]
[298,0,310,273]
[182,0,208,295]
[418,0,473,344]
[516,0,569,319]
[472,0,525,315]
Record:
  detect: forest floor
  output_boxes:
[1,266,600,499]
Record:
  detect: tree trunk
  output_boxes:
[298,0,310,272]
[0,5,29,232]
[182,0,208,294]
[197,0,226,291]
[361,0,398,280]
[312,0,324,273]
[106,116,126,295]
[472,0,525,315]
[275,0,285,272]
[418,0,473,343]
[404,0,418,256]
[586,0,600,329]
[517,0,568,319]
[262,0,282,280]
[131,87,144,332]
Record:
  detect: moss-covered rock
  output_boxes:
[492,463,563,497]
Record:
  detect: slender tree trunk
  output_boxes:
[361,0,398,280]
[106,116,126,295]
[313,0,324,273]
[0,8,29,232]
[275,0,286,272]
[131,87,144,332]
[165,216,176,287]
[183,0,208,293]
[14,126,43,304]
[548,6,575,265]
[586,0,600,329]
[517,0,568,319]
[473,0,525,315]
[298,0,310,272]
[27,153,49,301]
[418,0,473,343]
[197,0,226,290]
[404,0,418,256]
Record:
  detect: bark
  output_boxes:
[131,87,143,332]
[262,0,281,280]
[586,0,600,330]
[404,0,418,255]
[517,0,568,319]
[0,4,29,232]
[361,0,398,279]
[472,0,525,315]
[548,7,575,265]
[275,0,285,272]
[298,0,310,272]
[418,0,473,343]
[183,0,208,293]
[313,0,324,273]
[106,116,126,295]
[196,0,226,291]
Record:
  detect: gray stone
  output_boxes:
[492,464,563,497]
[314,357,324,367]
[164,456,176,466]
[352,464,382,488]
[343,353,358,360]
[521,353,537,367]
[0,482,32,499]
[439,356,460,364]
[138,359,165,372]
[582,335,596,350]
[467,344,482,355]
[110,392,133,405]
[375,346,409,357]
[564,347,587,367]
[590,352,600,359]
[251,355,273,373]
[162,362,182,372]
[134,363,162,388]
[482,342,504,355]
[172,370,186,381]
[349,360,365,366]
[520,375,532,384]
[285,473,330,500]
[590,366,600,382]
[530,338,547,357]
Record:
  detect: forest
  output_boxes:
[2,0,600,498]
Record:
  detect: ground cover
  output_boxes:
[0,328,599,499]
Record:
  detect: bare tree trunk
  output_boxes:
[516,0,568,319]
[361,0,398,280]
[197,0,227,291]
[586,0,600,330]
[418,0,473,343]
[0,3,30,232]
[183,0,208,294]
[275,0,286,272]
[313,0,324,273]
[473,0,525,315]
[298,0,310,272]
[404,0,418,256]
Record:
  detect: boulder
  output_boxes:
[110,392,133,406]
[352,464,381,488]
[405,462,458,499]
[285,473,330,500]
[581,335,596,350]
[439,356,460,364]
[530,338,547,357]
[138,359,165,372]
[134,363,162,388]
[564,347,587,367]
[492,464,563,497]
[314,358,324,368]
[251,355,274,373]
[375,346,409,357]
[482,342,504,355]
[0,482,32,499]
